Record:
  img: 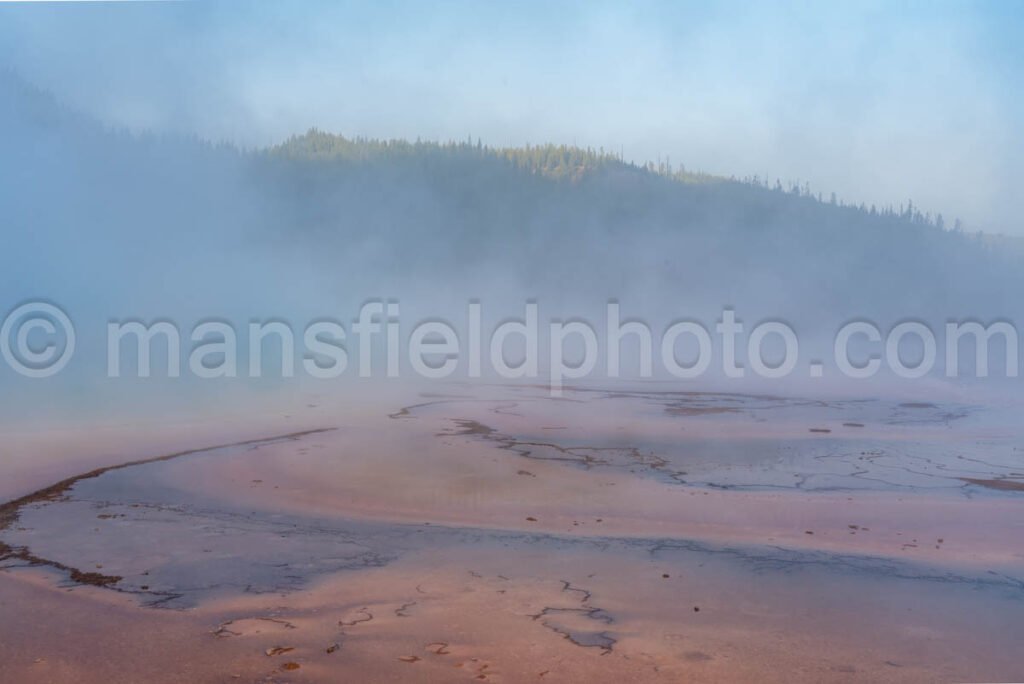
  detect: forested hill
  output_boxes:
[253,128,1017,321]
[270,128,717,185]
[269,128,956,229]
[2,70,1020,327]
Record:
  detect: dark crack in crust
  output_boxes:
[529,580,617,654]
[441,417,689,485]
[339,608,374,627]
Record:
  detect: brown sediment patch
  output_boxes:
[0,541,122,587]
[395,601,417,617]
[0,428,333,591]
[684,651,712,662]
[446,419,497,437]
[959,477,1024,492]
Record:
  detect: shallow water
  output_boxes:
[1,384,1022,682]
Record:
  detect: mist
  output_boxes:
[4,8,1024,683]
[1,68,1021,421]
[1,2,1022,425]
[1,1,1021,234]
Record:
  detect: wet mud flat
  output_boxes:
[1,385,1023,682]
[416,386,1013,493]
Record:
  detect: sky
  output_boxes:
[1,0,1022,234]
